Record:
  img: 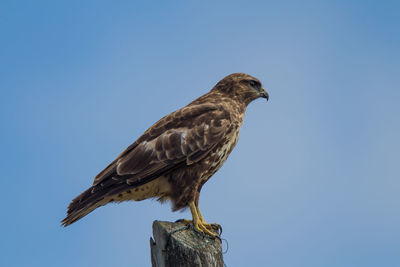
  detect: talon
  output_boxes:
[196,205,221,234]
[211,223,223,235]
[189,202,220,238]
[194,221,216,237]
[200,222,220,231]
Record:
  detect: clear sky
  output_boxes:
[1,1,399,266]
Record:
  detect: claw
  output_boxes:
[211,223,223,235]
[188,202,221,238]
[193,220,217,237]
[196,205,222,234]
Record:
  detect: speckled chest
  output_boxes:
[201,123,241,182]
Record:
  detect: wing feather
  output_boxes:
[92,103,231,189]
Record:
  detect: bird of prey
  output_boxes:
[62,73,269,237]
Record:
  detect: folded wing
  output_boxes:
[93,103,231,190]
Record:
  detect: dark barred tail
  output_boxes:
[61,186,108,227]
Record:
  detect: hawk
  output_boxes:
[62,73,269,237]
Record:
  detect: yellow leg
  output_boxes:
[196,207,207,223]
[196,206,221,232]
[189,202,216,237]
[176,206,208,225]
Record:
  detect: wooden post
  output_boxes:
[150,221,224,267]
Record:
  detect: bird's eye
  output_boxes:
[248,80,261,90]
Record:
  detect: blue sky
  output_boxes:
[1,1,399,266]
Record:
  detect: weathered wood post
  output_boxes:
[150,221,224,267]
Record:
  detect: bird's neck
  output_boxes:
[193,91,246,111]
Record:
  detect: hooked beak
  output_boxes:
[260,88,269,101]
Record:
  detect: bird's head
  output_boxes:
[212,73,269,105]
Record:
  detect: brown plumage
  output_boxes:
[62,73,269,236]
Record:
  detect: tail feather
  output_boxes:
[61,186,108,227]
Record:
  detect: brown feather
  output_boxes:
[62,73,268,226]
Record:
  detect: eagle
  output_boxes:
[62,73,269,237]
